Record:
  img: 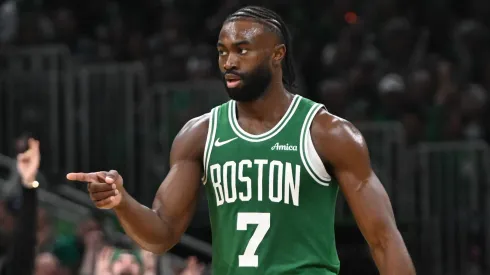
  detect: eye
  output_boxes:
[218,50,227,56]
[239,48,248,55]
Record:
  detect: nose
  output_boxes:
[223,53,238,71]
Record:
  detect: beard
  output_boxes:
[222,62,272,102]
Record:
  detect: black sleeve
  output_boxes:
[4,180,38,275]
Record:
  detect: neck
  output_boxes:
[235,79,292,122]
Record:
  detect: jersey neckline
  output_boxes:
[228,94,301,142]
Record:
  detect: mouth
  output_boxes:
[224,74,242,88]
[226,79,242,88]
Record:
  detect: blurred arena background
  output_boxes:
[1,0,490,274]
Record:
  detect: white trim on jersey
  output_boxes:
[300,103,332,186]
[202,107,219,185]
[228,94,301,142]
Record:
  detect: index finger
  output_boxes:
[66,172,99,183]
[17,139,40,160]
[28,138,40,152]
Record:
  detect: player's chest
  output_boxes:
[206,141,306,208]
[210,136,301,162]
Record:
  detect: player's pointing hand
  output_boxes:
[66,170,124,209]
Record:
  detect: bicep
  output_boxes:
[150,113,209,238]
[332,133,397,246]
[312,115,397,245]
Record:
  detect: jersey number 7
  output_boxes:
[236,212,271,267]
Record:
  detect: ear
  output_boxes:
[272,44,286,66]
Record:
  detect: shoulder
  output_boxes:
[170,113,210,162]
[309,109,370,168]
[177,113,211,138]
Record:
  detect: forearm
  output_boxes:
[113,190,178,254]
[79,248,97,275]
[370,231,415,275]
[8,183,37,275]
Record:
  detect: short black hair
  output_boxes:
[224,6,296,89]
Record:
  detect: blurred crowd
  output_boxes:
[1,0,490,274]
[2,0,490,145]
[0,138,207,274]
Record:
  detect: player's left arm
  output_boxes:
[311,110,416,274]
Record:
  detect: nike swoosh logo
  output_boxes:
[214,137,238,147]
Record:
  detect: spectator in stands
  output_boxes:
[94,246,144,275]
[140,249,157,275]
[374,73,406,121]
[0,202,13,269]
[461,84,487,140]
[401,108,426,146]
[177,257,205,275]
[379,17,414,72]
[425,60,461,141]
[111,249,144,275]
[52,216,103,274]
[406,69,433,110]
[0,138,41,275]
[317,78,348,117]
[78,228,158,275]
[35,253,60,275]
[37,207,54,253]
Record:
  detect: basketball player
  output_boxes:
[67,6,415,274]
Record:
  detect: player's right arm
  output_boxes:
[66,113,209,254]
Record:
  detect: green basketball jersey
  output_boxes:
[202,95,340,275]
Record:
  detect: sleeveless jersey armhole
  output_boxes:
[299,103,332,186]
[202,107,219,185]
